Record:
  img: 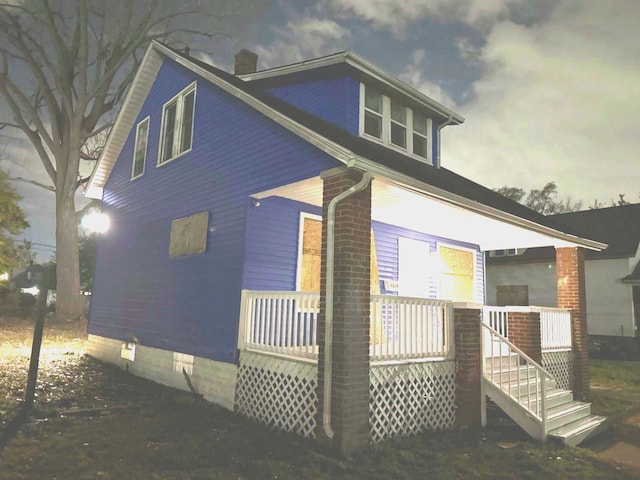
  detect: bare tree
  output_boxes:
[0,0,263,318]
[495,181,582,215]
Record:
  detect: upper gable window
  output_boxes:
[158,82,196,165]
[360,84,433,163]
[131,116,149,179]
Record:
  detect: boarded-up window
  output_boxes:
[300,217,322,292]
[496,285,529,306]
[298,216,379,293]
[169,211,209,257]
[439,246,474,302]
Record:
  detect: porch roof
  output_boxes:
[252,176,603,252]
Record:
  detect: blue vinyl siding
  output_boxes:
[89,58,340,364]
[266,76,360,135]
[243,197,320,290]
[432,120,440,167]
[242,200,484,302]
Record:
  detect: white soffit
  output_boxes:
[251,177,586,251]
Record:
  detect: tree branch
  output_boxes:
[9,176,56,192]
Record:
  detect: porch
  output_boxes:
[240,167,604,453]
[234,290,581,443]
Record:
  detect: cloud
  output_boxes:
[444,0,640,203]
[328,0,529,36]
[254,14,349,69]
[398,50,456,109]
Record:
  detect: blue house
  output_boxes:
[86,42,608,453]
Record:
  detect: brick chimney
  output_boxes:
[234,49,258,75]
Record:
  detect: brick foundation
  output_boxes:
[507,311,542,364]
[316,169,371,455]
[556,247,589,399]
[454,306,482,427]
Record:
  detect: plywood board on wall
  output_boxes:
[169,211,209,257]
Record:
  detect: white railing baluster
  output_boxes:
[239,290,454,362]
[480,322,553,424]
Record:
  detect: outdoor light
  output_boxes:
[81,211,110,234]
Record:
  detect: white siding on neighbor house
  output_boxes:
[487,258,636,338]
[586,258,635,337]
[486,262,557,307]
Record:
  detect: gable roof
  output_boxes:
[86,41,606,251]
[488,203,640,263]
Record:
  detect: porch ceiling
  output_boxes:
[252,176,590,251]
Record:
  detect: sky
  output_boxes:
[2,0,639,260]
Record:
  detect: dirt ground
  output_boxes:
[0,315,639,479]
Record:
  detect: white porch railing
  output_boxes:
[482,306,572,352]
[370,294,453,361]
[238,290,320,360]
[537,307,572,352]
[238,290,453,362]
[482,306,510,337]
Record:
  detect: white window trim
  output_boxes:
[157,81,197,167]
[295,212,322,292]
[359,83,434,164]
[437,242,478,303]
[131,116,150,180]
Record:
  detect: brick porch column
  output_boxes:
[316,168,371,455]
[453,305,482,427]
[507,311,542,364]
[556,247,589,399]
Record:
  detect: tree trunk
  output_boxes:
[55,178,83,320]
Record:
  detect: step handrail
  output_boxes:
[481,322,553,380]
[481,322,552,426]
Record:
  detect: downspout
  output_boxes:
[436,115,454,168]
[323,170,373,439]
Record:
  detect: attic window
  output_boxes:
[360,83,433,163]
[159,82,196,165]
[131,116,149,179]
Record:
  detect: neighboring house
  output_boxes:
[487,204,640,356]
[85,42,608,453]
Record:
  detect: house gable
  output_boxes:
[89,56,341,363]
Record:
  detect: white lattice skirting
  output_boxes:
[370,361,456,443]
[235,351,318,438]
[542,350,574,391]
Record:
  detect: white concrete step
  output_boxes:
[548,415,609,447]
[546,401,591,431]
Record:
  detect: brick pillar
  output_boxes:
[507,311,542,364]
[316,169,371,455]
[556,247,589,399]
[454,306,482,427]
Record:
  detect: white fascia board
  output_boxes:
[85,43,163,199]
[350,156,608,252]
[241,51,464,124]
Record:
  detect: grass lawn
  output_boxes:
[0,316,639,479]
